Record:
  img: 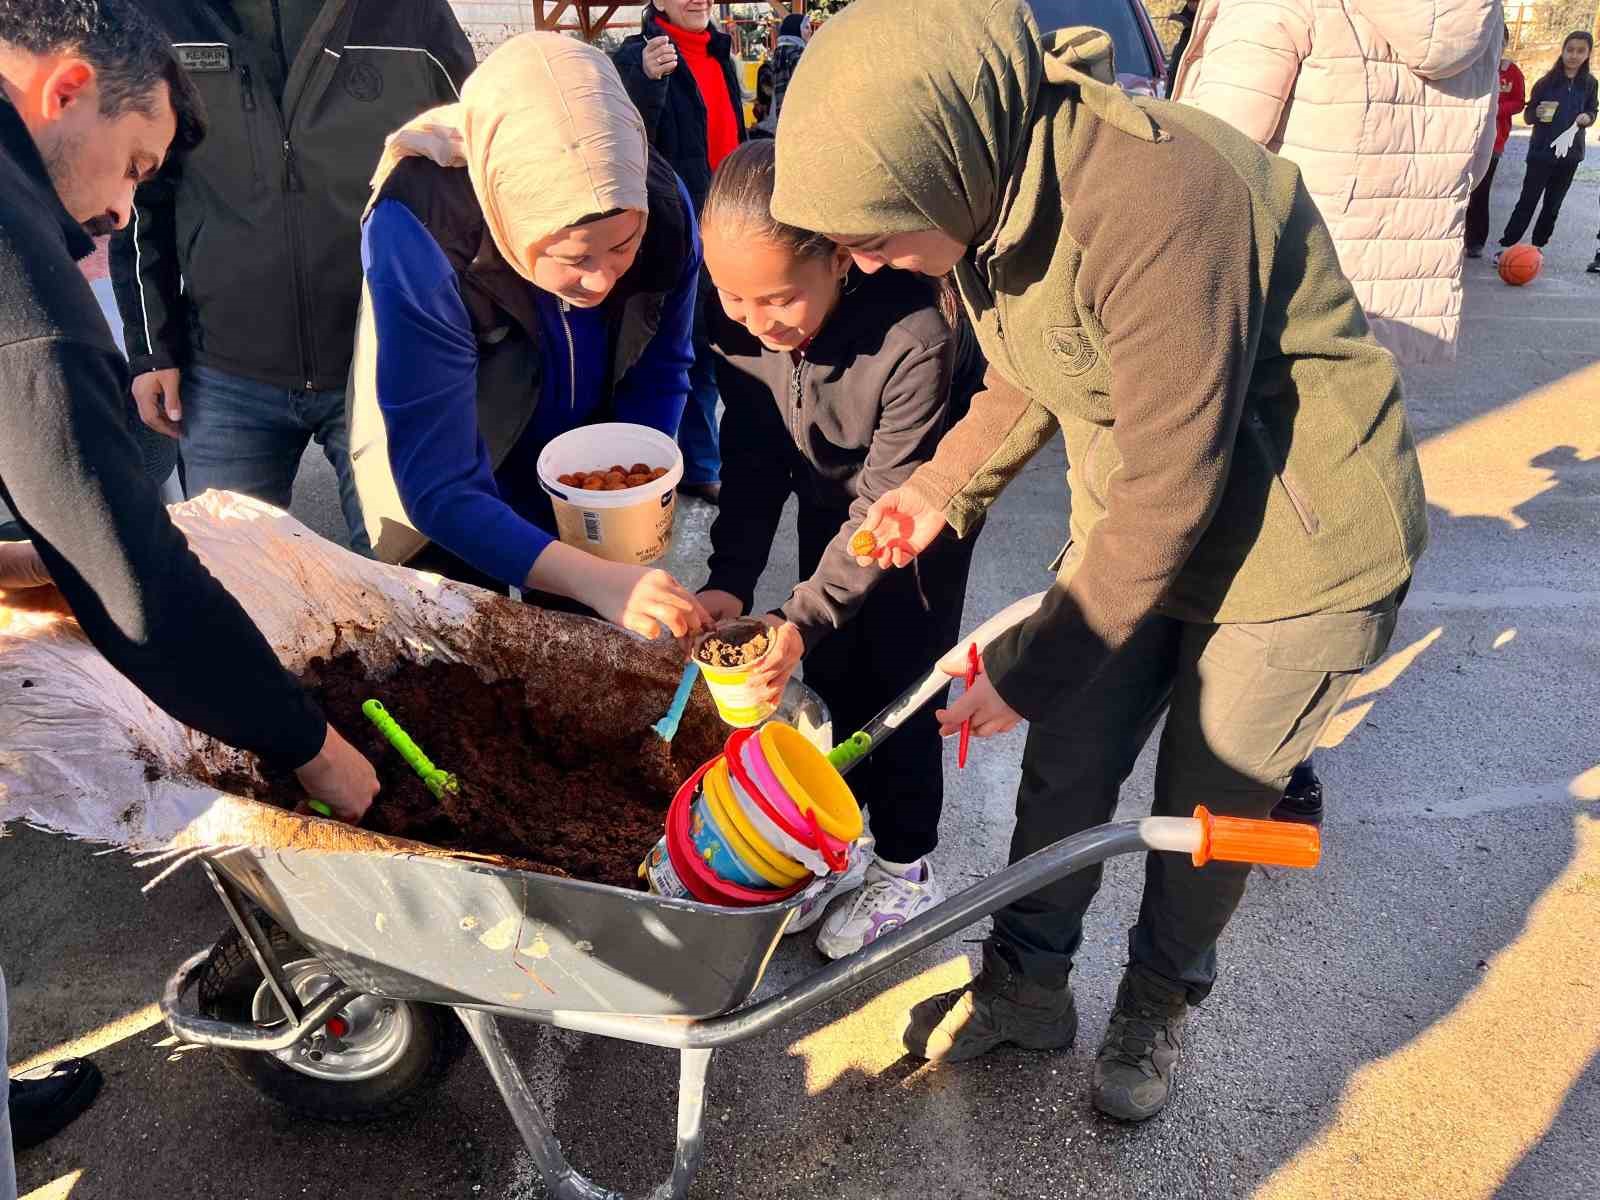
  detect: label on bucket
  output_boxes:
[642,837,692,899]
[583,511,602,543]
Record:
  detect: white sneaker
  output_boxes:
[814,859,943,960]
[783,835,874,936]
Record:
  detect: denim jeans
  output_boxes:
[1,965,14,1200]
[677,336,723,486]
[180,365,371,554]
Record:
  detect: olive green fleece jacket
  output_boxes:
[772,0,1427,721]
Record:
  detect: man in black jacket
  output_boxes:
[110,0,474,552]
[614,1,747,504]
[0,3,377,1183]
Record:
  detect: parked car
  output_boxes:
[1025,0,1167,96]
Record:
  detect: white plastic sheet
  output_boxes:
[0,493,636,859]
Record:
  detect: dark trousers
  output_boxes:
[1464,152,1501,250]
[993,591,1402,1002]
[1501,156,1581,248]
[798,507,978,864]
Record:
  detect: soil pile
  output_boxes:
[202,651,709,889]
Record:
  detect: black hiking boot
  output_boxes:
[903,941,1078,1063]
[1093,965,1187,1122]
[1587,250,1600,274]
[8,1058,103,1150]
[1272,762,1325,827]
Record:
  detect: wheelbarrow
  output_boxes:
[160,593,1319,1199]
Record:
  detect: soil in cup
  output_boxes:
[696,623,772,670]
[177,651,719,889]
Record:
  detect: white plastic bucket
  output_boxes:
[536,422,683,564]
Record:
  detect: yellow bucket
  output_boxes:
[694,620,780,728]
[703,761,808,885]
[757,722,864,843]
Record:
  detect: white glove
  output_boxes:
[1552,124,1579,158]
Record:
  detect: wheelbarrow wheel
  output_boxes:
[197,923,468,1121]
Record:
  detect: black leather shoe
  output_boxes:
[8,1058,103,1150]
[1272,768,1325,827]
[1586,251,1600,274]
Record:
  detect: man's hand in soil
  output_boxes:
[934,647,1022,739]
[293,724,380,822]
[856,486,948,569]
[697,589,745,624]
[132,368,183,438]
[749,615,805,705]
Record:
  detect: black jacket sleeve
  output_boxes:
[779,336,956,651]
[702,355,795,614]
[613,36,671,140]
[0,335,327,769]
[421,0,477,95]
[109,171,185,377]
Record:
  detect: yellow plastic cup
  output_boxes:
[703,761,808,885]
[757,722,864,844]
[694,619,780,728]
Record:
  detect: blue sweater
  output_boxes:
[360,192,699,587]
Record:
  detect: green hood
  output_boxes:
[770,0,1154,249]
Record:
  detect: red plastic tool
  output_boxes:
[958,643,979,768]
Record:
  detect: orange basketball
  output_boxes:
[1498,244,1543,286]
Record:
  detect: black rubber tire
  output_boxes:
[196,923,468,1122]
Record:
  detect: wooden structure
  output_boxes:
[531,1,803,41]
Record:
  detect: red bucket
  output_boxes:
[662,760,807,908]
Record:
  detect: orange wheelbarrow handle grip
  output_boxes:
[1191,805,1321,869]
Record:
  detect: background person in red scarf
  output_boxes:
[615,2,747,505]
[1465,26,1526,259]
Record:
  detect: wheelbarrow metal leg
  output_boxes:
[456,1008,621,1200]
[456,1010,717,1200]
[660,1048,714,1200]
[204,862,303,1024]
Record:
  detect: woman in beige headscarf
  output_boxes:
[350,33,710,640]
[771,0,1425,1120]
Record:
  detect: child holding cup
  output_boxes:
[694,141,984,958]
[1499,31,1597,257]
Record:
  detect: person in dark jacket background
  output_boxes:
[614,1,748,505]
[1465,27,1525,258]
[696,141,985,959]
[352,34,709,642]
[0,3,378,1182]
[1499,31,1597,257]
[752,11,811,136]
[109,0,474,554]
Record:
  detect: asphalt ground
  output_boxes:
[4,129,1597,1199]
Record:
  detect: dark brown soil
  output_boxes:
[696,620,772,669]
[195,651,702,889]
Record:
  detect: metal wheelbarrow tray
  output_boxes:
[162,595,1318,1199]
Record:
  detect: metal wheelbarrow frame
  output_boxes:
[160,595,1316,1199]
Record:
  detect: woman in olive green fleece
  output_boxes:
[771,0,1426,1121]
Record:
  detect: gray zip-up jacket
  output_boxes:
[704,269,983,650]
[109,0,474,392]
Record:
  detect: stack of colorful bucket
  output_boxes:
[641,722,864,906]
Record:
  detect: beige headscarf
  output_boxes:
[369,32,649,282]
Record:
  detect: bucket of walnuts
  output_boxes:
[536,422,683,564]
